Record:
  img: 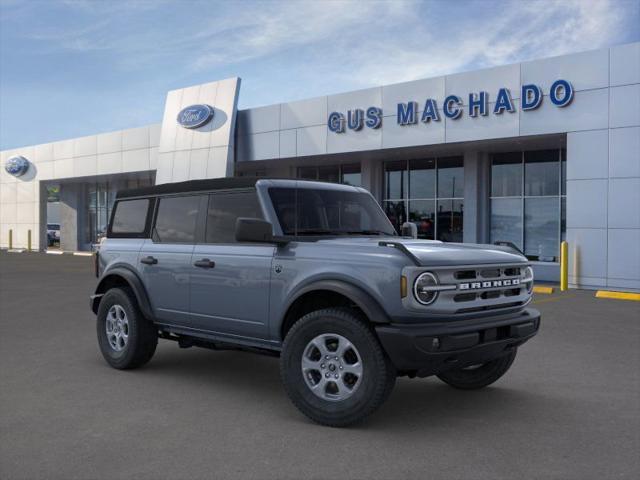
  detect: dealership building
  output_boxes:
[1,42,639,291]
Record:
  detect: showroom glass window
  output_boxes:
[490,149,566,262]
[382,157,463,241]
[296,163,362,187]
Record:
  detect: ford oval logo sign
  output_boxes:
[176,104,214,129]
[5,155,30,177]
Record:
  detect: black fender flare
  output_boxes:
[283,279,391,326]
[92,266,154,320]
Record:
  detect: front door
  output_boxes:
[189,190,274,340]
[139,194,204,326]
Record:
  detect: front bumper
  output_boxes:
[375,308,540,377]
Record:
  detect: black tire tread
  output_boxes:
[280,307,395,427]
[436,348,517,390]
[97,287,158,370]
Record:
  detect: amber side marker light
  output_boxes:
[401,276,408,298]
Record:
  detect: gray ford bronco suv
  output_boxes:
[91,177,540,427]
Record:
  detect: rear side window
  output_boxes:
[206,190,263,243]
[153,195,201,243]
[111,199,150,235]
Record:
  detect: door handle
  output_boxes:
[140,256,158,265]
[194,258,215,269]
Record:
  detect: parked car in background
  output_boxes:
[47,223,60,246]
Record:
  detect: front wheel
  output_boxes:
[436,348,517,390]
[280,308,396,427]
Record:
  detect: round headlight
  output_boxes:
[524,266,534,293]
[414,272,439,305]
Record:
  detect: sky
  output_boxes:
[1,0,639,150]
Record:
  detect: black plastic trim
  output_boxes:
[116,177,261,199]
[107,197,156,239]
[284,279,391,325]
[375,307,541,376]
[91,266,154,319]
[378,241,421,265]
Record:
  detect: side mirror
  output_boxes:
[235,217,275,243]
[401,222,418,239]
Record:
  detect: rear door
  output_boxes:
[139,194,205,326]
[190,189,274,340]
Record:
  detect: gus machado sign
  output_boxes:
[327,79,573,133]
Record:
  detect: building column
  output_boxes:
[361,157,382,201]
[59,183,85,251]
[463,151,490,244]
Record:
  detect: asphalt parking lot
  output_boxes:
[0,251,638,480]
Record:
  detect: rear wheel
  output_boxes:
[280,308,395,427]
[436,348,517,390]
[97,287,158,369]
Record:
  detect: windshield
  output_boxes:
[269,187,396,237]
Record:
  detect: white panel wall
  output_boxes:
[0,124,160,249]
[564,43,640,291]
[155,77,240,184]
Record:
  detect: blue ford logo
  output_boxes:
[5,156,30,177]
[176,104,214,129]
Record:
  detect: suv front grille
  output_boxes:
[414,264,532,315]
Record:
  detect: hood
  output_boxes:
[315,237,527,266]
[395,239,526,266]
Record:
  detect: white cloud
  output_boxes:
[329,0,628,88]
[189,1,410,70]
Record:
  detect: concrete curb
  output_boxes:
[533,285,555,294]
[595,291,640,302]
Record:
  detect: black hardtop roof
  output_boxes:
[115,177,361,200]
[116,177,263,199]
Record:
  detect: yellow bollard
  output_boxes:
[28,229,32,252]
[560,241,568,292]
[8,229,12,249]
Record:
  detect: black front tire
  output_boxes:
[96,287,158,370]
[280,307,396,427]
[436,348,517,390]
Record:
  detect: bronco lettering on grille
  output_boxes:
[458,279,520,290]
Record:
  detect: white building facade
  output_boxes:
[1,43,639,291]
